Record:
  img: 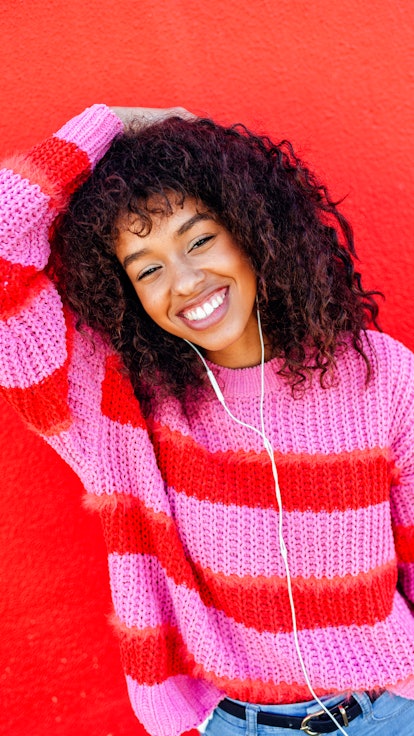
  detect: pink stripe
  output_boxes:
[87,418,171,513]
[126,673,222,736]
[54,104,123,168]
[45,327,107,482]
[153,361,391,456]
[153,401,391,452]
[388,674,414,699]
[0,169,52,269]
[168,490,395,578]
[109,553,174,629]
[0,282,67,388]
[50,430,172,518]
[111,553,414,689]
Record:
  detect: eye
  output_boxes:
[189,235,214,252]
[137,265,161,281]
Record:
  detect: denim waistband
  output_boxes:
[224,691,348,717]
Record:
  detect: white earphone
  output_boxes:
[184,305,349,736]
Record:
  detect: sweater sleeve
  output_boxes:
[0,105,123,436]
[387,337,414,605]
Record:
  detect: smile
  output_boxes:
[182,288,227,322]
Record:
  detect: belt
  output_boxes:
[218,695,364,734]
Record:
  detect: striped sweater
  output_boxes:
[1,105,414,736]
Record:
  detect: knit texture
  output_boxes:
[2,105,414,736]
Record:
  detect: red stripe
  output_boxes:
[115,621,196,687]
[0,363,71,435]
[152,424,393,512]
[100,497,194,587]
[192,560,396,632]
[25,137,91,205]
[115,618,350,703]
[394,525,414,563]
[0,258,47,319]
[100,495,397,631]
[0,312,74,436]
[101,355,146,429]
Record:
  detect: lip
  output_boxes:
[178,286,229,330]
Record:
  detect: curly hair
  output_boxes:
[51,115,381,406]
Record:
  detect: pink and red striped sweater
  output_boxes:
[2,105,414,736]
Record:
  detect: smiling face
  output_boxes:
[116,196,260,368]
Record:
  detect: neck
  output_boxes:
[204,305,271,368]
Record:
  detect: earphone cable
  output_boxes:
[184,323,348,736]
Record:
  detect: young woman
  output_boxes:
[1,104,414,736]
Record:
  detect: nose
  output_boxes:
[170,259,204,296]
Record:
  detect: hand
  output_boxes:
[109,106,194,126]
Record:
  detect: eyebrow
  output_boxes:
[122,212,215,270]
[176,212,213,236]
[123,247,151,270]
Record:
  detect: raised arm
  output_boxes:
[0,105,123,434]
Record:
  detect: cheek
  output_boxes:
[135,289,168,327]
[228,244,255,280]
[239,261,257,296]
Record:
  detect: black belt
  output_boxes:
[218,695,364,734]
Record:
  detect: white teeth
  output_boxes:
[183,290,225,321]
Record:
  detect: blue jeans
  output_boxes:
[202,691,414,735]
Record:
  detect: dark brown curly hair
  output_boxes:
[51,115,381,405]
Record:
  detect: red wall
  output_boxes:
[1,2,413,734]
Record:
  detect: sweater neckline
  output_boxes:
[206,356,285,398]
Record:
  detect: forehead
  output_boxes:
[118,195,212,240]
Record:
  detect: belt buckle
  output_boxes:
[300,709,325,735]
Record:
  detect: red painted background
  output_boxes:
[1,2,413,734]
